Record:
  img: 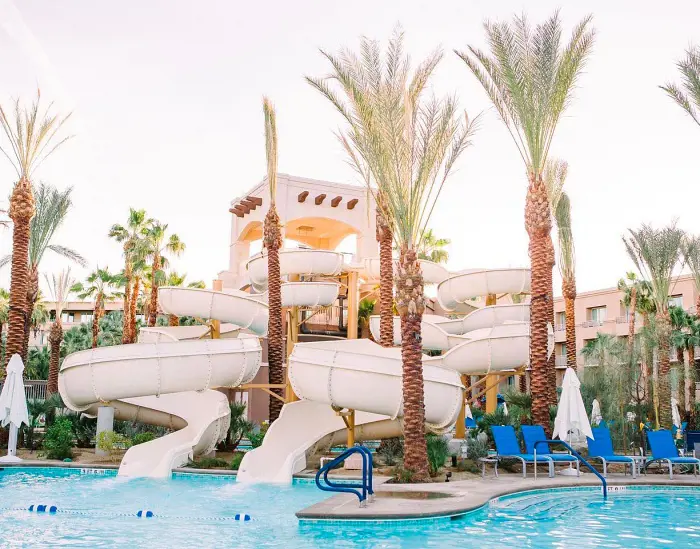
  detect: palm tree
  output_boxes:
[456,12,595,429]
[0,92,72,374]
[143,222,185,327]
[358,298,376,339]
[683,235,700,317]
[670,307,698,419]
[661,46,700,127]
[261,97,285,423]
[72,267,121,348]
[308,30,477,480]
[109,209,152,343]
[623,223,684,428]
[581,332,624,368]
[0,288,9,336]
[0,183,86,361]
[417,229,450,265]
[164,271,205,326]
[44,269,74,395]
[545,160,577,371]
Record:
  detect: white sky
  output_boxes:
[0,0,697,296]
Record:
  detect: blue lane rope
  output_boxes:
[3,506,252,522]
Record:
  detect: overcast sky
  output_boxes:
[0,0,697,296]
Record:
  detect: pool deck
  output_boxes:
[296,473,700,521]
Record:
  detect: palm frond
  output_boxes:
[263,97,278,204]
[661,46,700,127]
[44,267,75,317]
[47,244,86,267]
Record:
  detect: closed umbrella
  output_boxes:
[554,367,594,442]
[591,399,603,427]
[0,354,30,463]
[671,397,681,430]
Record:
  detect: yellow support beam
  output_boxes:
[484,293,498,413]
[210,280,222,339]
[285,275,300,403]
[346,270,359,340]
[455,375,467,439]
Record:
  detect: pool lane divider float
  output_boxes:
[13,506,252,522]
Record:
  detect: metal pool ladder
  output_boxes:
[315,446,374,507]
[534,439,608,499]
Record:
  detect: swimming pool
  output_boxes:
[1,468,699,548]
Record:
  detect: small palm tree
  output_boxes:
[109,209,153,343]
[456,12,595,429]
[261,97,285,423]
[143,222,185,327]
[308,29,477,481]
[358,298,376,339]
[683,235,700,316]
[545,160,577,370]
[44,268,74,395]
[164,271,205,326]
[661,46,700,127]
[670,307,698,418]
[72,267,121,348]
[417,229,451,265]
[0,92,72,374]
[623,222,685,428]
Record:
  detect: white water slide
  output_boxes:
[237,261,541,484]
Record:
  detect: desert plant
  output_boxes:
[132,432,156,446]
[376,437,404,466]
[230,451,245,470]
[426,434,450,476]
[248,422,269,448]
[186,456,230,469]
[466,435,489,461]
[43,417,74,460]
[97,430,132,461]
[222,402,254,451]
[389,465,415,484]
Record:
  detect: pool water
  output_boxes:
[1,468,699,548]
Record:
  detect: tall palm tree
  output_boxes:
[623,223,684,428]
[670,307,698,419]
[164,271,205,326]
[0,183,86,361]
[44,268,74,395]
[262,97,284,423]
[0,92,72,375]
[308,30,477,480]
[72,267,121,348]
[545,160,577,372]
[683,235,700,317]
[417,229,451,265]
[109,209,152,343]
[456,12,595,429]
[143,222,185,327]
[661,46,700,127]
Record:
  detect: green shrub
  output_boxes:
[426,434,449,476]
[132,432,156,446]
[377,437,403,466]
[43,417,74,460]
[230,451,245,470]
[248,422,269,448]
[466,436,489,461]
[389,465,414,483]
[455,459,480,474]
[97,431,132,461]
[186,457,230,469]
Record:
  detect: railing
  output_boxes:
[554,356,568,368]
[0,380,47,401]
[534,439,607,499]
[554,323,566,332]
[315,446,374,506]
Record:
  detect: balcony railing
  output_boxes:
[554,323,566,332]
[581,319,605,328]
[554,356,568,368]
[0,379,47,401]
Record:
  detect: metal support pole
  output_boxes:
[346,271,359,340]
[210,279,222,339]
[484,293,499,414]
[347,409,355,448]
[455,375,467,439]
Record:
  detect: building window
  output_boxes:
[81,314,94,325]
[558,343,567,356]
[669,295,683,309]
[586,306,606,325]
[61,312,76,323]
[555,311,566,330]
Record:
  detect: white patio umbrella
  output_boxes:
[465,404,473,420]
[502,402,509,416]
[591,399,603,427]
[554,367,594,442]
[0,354,30,463]
[671,397,681,429]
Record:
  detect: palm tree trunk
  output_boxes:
[22,266,40,362]
[396,247,431,482]
[525,173,553,433]
[688,344,696,425]
[47,320,62,396]
[148,254,161,327]
[92,294,104,349]
[545,235,557,404]
[122,264,132,344]
[376,208,394,348]
[169,314,179,327]
[4,177,35,376]
[562,278,577,370]
[265,207,284,422]
[628,287,637,357]
[657,310,673,428]
[129,277,141,343]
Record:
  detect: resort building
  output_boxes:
[29,300,125,347]
[553,274,698,380]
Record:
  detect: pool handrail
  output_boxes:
[315,446,374,506]
[534,439,608,499]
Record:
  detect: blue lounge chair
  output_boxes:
[491,425,554,478]
[521,425,580,476]
[645,430,699,479]
[586,427,641,478]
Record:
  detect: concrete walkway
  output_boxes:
[296,473,700,520]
